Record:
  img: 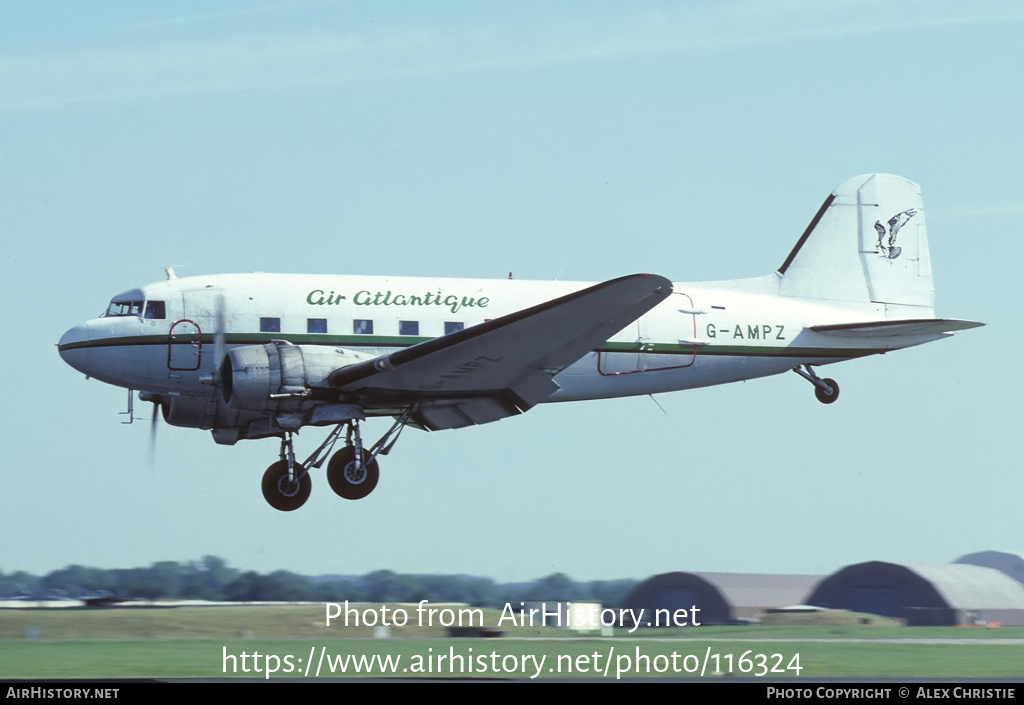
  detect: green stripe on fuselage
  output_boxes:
[58,334,884,360]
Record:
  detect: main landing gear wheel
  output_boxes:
[815,378,840,404]
[327,446,379,500]
[261,460,311,512]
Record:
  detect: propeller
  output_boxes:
[213,293,226,376]
[199,292,228,389]
[137,391,164,471]
[149,399,159,470]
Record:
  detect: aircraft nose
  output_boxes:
[58,323,91,374]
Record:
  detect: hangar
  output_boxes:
[955,551,1024,586]
[805,561,1024,626]
[620,572,821,625]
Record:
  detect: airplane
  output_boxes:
[58,174,983,511]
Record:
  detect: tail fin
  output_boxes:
[777,174,934,315]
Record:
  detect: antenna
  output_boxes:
[647,394,669,416]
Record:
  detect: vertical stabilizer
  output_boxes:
[778,174,934,314]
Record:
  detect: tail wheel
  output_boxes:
[815,378,840,404]
[327,446,380,500]
[261,460,311,511]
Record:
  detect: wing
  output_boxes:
[327,274,673,430]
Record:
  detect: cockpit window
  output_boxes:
[144,301,166,319]
[105,300,144,317]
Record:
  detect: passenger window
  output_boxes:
[353,319,373,335]
[260,317,281,333]
[307,318,327,334]
[399,321,419,336]
[445,322,464,335]
[145,301,166,319]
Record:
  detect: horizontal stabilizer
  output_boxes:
[810,318,985,338]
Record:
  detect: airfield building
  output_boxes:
[805,561,1024,626]
[621,571,822,625]
[955,551,1024,586]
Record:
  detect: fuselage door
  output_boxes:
[168,318,202,371]
[642,292,698,370]
[597,293,700,375]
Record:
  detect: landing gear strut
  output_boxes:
[792,364,840,404]
[259,409,411,511]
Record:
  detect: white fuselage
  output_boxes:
[58,271,921,429]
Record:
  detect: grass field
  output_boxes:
[1,605,1022,679]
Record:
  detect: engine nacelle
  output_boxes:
[220,341,375,413]
[162,395,214,429]
[142,391,240,432]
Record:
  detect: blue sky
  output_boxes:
[2,1,1021,582]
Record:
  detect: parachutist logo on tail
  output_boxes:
[874,209,918,260]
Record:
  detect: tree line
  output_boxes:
[0,557,637,607]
